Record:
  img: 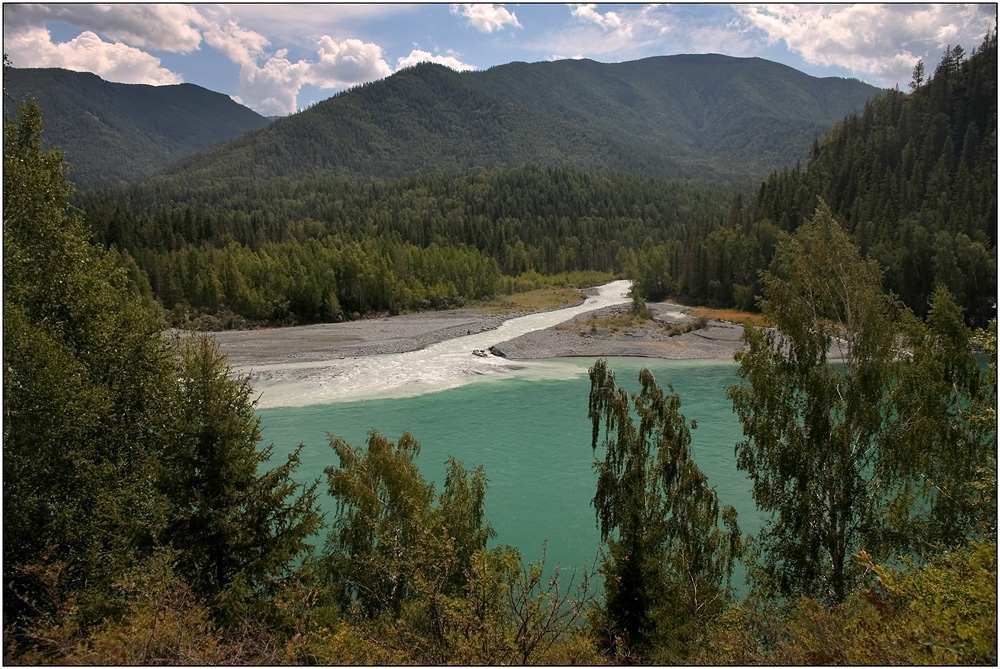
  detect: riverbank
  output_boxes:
[209,309,519,368]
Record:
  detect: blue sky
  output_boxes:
[4,4,996,116]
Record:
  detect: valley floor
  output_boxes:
[210,298,746,368]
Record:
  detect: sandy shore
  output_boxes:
[210,298,746,368]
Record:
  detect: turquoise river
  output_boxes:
[251,282,762,592]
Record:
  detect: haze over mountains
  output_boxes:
[6,54,881,190]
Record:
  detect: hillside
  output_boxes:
[2,67,271,189]
[625,31,997,327]
[752,33,997,325]
[158,54,880,187]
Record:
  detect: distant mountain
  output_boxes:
[159,54,881,187]
[3,67,271,189]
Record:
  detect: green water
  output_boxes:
[258,356,760,588]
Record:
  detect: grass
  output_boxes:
[467,286,586,315]
[686,307,769,327]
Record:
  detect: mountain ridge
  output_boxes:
[3,67,272,189]
[6,54,882,190]
[157,53,882,187]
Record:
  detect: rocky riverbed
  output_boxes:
[208,310,519,368]
[210,298,746,369]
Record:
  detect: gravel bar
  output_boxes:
[209,310,519,368]
[207,300,748,368]
[490,302,746,360]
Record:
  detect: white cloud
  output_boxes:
[396,49,477,72]
[3,1,402,115]
[308,36,393,86]
[3,3,204,52]
[216,4,421,45]
[237,49,312,116]
[536,4,667,60]
[201,19,271,64]
[571,4,625,32]
[233,37,394,116]
[735,4,996,86]
[450,4,521,32]
[4,26,182,84]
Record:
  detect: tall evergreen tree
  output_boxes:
[158,334,322,621]
[4,101,178,630]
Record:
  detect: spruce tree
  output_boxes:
[4,101,178,630]
[158,334,321,620]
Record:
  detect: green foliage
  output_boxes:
[4,548,290,665]
[695,542,997,665]
[880,288,996,553]
[2,67,269,189]
[79,165,734,325]
[321,430,596,664]
[154,56,877,188]
[626,216,780,309]
[629,283,651,319]
[728,203,902,604]
[4,101,177,630]
[729,202,995,609]
[324,430,495,618]
[588,359,741,660]
[158,334,322,621]
[752,30,997,326]
[862,541,997,664]
[4,100,322,662]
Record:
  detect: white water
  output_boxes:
[238,280,632,408]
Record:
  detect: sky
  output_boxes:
[3,3,996,117]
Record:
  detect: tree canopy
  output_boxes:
[727,202,994,605]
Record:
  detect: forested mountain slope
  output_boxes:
[753,33,997,325]
[2,67,271,189]
[627,31,997,327]
[74,36,996,328]
[78,166,736,325]
[158,54,880,186]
